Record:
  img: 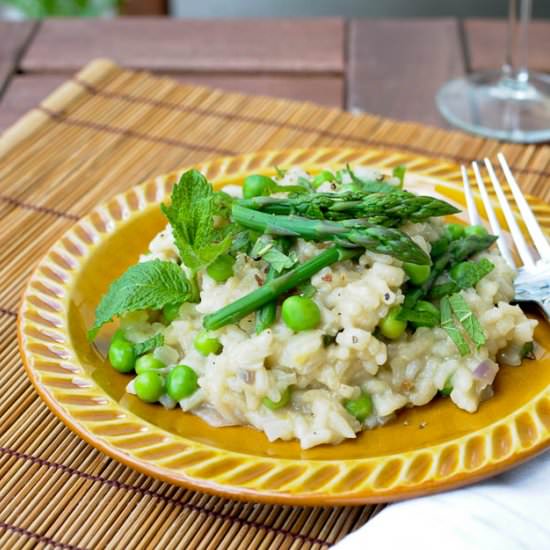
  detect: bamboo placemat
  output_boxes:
[0,59,549,550]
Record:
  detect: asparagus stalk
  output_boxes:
[203,246,361,331]
[237,190,459,226]
[231,205,430,265]
[401,234,498,311]
[256,237,291,333]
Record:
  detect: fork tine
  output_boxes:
[497,153,550,261]
[471,162,516,268]
[461,165,482,226]
[484,158,535,270]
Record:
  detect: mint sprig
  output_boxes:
[161,169,233,299]
[88,260,190,340]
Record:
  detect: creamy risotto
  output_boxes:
[91,165,537,449]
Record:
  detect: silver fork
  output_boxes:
[461,153,550,319]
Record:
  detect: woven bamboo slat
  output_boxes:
[0,58,548,549]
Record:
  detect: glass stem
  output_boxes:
[503,0,531,83]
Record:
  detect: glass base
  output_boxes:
[436,70,550,143]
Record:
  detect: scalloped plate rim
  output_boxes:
[17,146,550,505]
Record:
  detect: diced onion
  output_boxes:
[473,360,498,384]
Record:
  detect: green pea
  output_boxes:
[440,376,453,396]
[344,392,373,422]
[312,170,335,188]
[206,254,235,283]
[379,307,407,340]
[403,262,431,286]
[464,224,488,238]
[243,175,276,199]
[430,236,449,257]
[135,353,165,375]
[108,336,136,373]
[194,330,222,356]
[163,302,182,323]
[445,223,465,241]
[166,365,199,401]
[281,296,321,332]
[262,387,292,410]
[134,371,164,403]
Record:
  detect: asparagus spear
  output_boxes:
[237,190,459,226]
[231,205,430,265]
[203,246,361,331]
[401,234,498,311]
[256,237,292,333]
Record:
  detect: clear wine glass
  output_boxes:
[436,0,550,143]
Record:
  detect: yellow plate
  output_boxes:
[18,148,550,505]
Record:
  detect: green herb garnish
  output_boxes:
[161,169,234,300]
[134,333,164,356]
[250,235,298,274]
[521,342,535,360]
[392,165,406,187]
[440,376,453,396]
[397,300,440,327]
[88,260,190,340]
[448,293,487,349]
[450,258,494,289]
[430,258,495,299]
[440,296,470,356]
[344,165,400,194]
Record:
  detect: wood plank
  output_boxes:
[348,18,465,126]
[0,75,66,132]
[21,17,344,74]
[0,21,36,95]
[173,74,343,107]
[465,18,550,72]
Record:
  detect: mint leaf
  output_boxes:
[263,248,298,273]
[250,235,297,273]
[344,165,400,194]
[397,305,440,328]
[430,258,495,300]
[440,296,470,356]
[88,260,190,340]
[448,293,487,349]
[250,235,274,258]
[161,169,233,273]
[298,281,317,298]
[451,258,495,290]
[134,333,164,356]
[429,282,459,300]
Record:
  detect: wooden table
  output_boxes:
[1,17,550,133]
